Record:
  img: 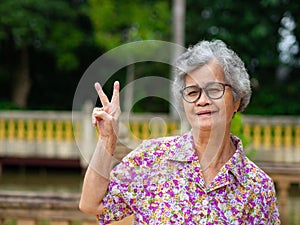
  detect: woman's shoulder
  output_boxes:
[242,156,275,190]
[121,134,183,165]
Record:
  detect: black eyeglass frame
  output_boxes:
[180,82,232,103]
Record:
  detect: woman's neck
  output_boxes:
[192,128,236,186]
[192,128,236,169]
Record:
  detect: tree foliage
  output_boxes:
[87,0,170,49]
[86,0,171,112]
[0,0,299,114]
[185,0,300,115]
[0,0,86,108]
[0,0,84,70]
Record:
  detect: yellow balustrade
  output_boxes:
[0,120,5,139]
[27,120,34,141]
[243,123,251,139]
[168,121,178,135]
[1,113,300,156]
[130,122,140,140]
[141,122,149,140]
[150,122,160,138]
[36,120,44,141]
[17,120,25,140]
[253,124,261,149]
[284,125,292,150]
[46,120,54,141]
[55,121,63,141]
[274,125,282,150]
[8,120,15,140]
[65,121,73,141]
[74,122,81,139]
[263,125,271,150]
[296,125,300,148]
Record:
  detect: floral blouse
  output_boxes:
[98,131,280,224]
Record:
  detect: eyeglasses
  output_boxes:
[180,82,232,103]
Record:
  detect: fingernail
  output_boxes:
[94,82,101,91]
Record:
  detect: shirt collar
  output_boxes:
[224,135,248,187]
[166,130,198,162]
[166,130,248,187]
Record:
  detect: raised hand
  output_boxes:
[92,81,121,155]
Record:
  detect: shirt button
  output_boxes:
[203,199,209,205]
[203,210,208,216]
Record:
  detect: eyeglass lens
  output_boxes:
[182,82,226,103]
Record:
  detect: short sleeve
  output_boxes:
[97,141,149,224]
[266,181,281,224]
[251,178,281,225]
[97,162,136,224]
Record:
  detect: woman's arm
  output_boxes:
[79,81,120,215]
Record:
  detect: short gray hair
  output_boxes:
[172,39,251,112]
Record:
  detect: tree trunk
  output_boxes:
[171,0,186,117]
[123,64,135,113]
[11,46,31,108]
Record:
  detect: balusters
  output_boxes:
[243,123,251,140]
[295,125,300,162]
[8,120,15,140]
[130,122,139,141]
[0,120,5,139]
[296,125,300,148]
[263,125,271,150]
[17,120,25,140]
[168,121,178,135]
[55,120,63,141]
[141,122,149,140]
[1,112,300,164]
[65,121,73,141]
[36,120,44,141]
[150,121,160,138]
[284,125,292,149]
[253,124,261,149]
[46,120,54,141]
[274,125,282,150]
[27,120,34,141]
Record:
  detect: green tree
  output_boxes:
[86,0,171,112]
[0,0,84,108]
[88,0,170,48]
[185,0,300,115]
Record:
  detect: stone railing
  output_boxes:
[0,189,299,225]
[0,109,300,168]
[242,115,300,163]
[0,109,181,170]
[0,191,133,225]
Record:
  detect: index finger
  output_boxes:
[111,81,120,105]
[94,82,109,106]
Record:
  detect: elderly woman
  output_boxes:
[79,40,280,224]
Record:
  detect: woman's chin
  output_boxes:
[192,121,212,131]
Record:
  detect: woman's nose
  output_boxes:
[195,91,211,106]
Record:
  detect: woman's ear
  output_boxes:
[233,99,241,113]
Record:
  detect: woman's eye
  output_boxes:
[187,91,198,96]
[207,88,221,93]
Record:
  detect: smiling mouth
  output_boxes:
[196,111,214,116]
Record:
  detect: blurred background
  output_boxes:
[0,0,299,224]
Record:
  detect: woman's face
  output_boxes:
[182,60,240,132]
